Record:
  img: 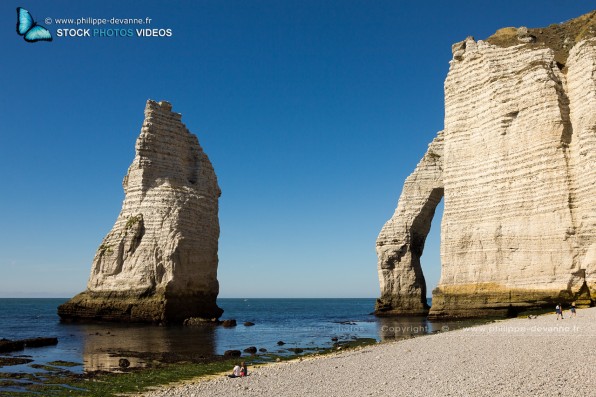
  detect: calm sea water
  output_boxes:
[0,298,473,374]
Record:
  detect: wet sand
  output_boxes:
[139,307,596,397]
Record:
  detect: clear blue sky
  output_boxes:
[1,1,593,298]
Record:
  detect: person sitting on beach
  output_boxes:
[229,363,242,378]
[240,361,248,377]
[570,302,577,317]
[555,303,564,320]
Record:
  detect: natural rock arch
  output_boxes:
[375,133,443,316]
[376,25,596,318]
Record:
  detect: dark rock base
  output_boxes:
[428,285,594,319]
[57,290,223,324]
[374,297,430,317]
[374,284,594,319]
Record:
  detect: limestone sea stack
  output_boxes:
[58,100,223,323]
[376,12,596,318]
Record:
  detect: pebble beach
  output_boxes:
[139,307,596,397]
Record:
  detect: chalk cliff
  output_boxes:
[376,12,596,317]
[58,100,223,323]
[376,132,443,316]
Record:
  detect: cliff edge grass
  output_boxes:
[486,10,596,67]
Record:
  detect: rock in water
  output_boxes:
[221,319,237,327]
[58,100,223,323]
[224,350,241,357]
[243,346,257,354]
[376,12,596,318]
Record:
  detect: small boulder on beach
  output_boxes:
[222,320,237,327]
[244,321,255,326]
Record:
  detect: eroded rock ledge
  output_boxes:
[58,100,223,323]
[376,12,596,318]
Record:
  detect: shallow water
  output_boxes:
[0,298,480,375]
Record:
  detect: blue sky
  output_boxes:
[1,1,594,298]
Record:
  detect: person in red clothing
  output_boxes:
[240,361,248,376]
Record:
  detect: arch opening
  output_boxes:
[419,198,444,308]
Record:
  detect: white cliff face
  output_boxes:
[567,39,596,304]
[59,100,223,323]
[377,17,596,318]
[436,37,580,316]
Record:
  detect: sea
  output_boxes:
[0,298,477,375]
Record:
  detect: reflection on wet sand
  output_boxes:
[376,316,486,341]
[79,324,216,372]
[377,317,432,340]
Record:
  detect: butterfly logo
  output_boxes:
[16,7,53,43]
